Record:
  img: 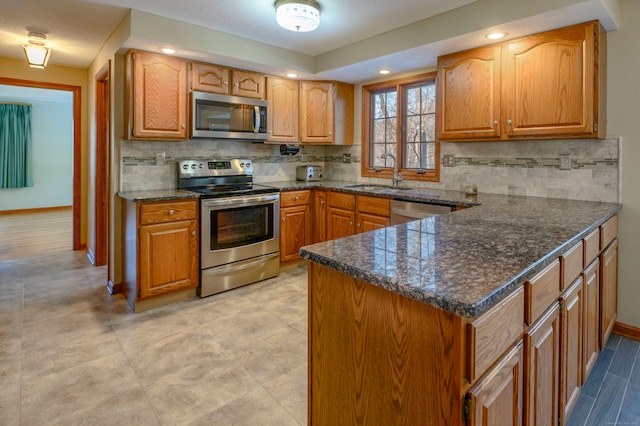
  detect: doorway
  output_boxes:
[0,77,82,251]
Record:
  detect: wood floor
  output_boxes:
[0,208,72,261]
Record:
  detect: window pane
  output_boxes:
[422,84,436,114]
[385,117,396,143]
[402,81,436,170]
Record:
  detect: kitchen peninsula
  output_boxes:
[299,190,620,425]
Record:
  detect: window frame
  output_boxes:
[361,72,439,182]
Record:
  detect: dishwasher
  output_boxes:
[390,199,454,225]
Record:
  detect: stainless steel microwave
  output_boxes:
[191,91,268,140]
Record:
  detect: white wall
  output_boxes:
[0,87,73,210]
[606,0,640,328]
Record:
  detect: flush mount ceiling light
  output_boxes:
[275,0,321,32]
[23,31,51,69]
[378,69,391,75]
[160,47,176,54]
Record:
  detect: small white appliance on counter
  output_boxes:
[296,165,323,181]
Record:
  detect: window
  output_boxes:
[362,72,439,182]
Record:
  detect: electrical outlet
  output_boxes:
[559,154,572,170]
[343,153,351,163]
[442,154,455,167]
[155,152,166,165]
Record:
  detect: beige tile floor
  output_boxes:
[0,250,308,425]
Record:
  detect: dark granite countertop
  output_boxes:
[286,180,621,318]
[118,189,200,202]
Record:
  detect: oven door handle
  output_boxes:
[201,193,279,208]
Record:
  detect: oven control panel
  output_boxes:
[179,159,252,178]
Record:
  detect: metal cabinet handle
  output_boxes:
[357,223,361,227]
[191,230,196,236]
[349,221,353,225]
[320,200,324,205]
[282,217,286,222]
[493,120,498,127]
[295,196,299,201]
[507,119,513,125]
[168,209,175,215]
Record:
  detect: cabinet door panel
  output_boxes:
[232,70,265,99]
[132,51,188,139]
[266,77,299,142]
[300,82,334,143]
[600,239,618,349]
[314,190,327,243]
[357,212,389,233]
[191,62,229,94]
[560,276,584,423]
[468,341,523,426]
[437,45,501,140]
[139,219,198,299]
[327,207,354,240]
[280,205,310,263]
[583,259,600,382]
[524,303,560,426]
[502,24,595,137]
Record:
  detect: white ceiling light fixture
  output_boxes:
[160,47,177,54]
[23,32,51,69]
[275,0,321,32]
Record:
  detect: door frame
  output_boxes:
[93,62,111,267]
[0,77,82,250]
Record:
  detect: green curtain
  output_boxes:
[0,104,33,188]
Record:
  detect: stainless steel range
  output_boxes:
[178,159,280,297]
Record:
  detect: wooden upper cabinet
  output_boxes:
[190,62,229,94]
[232,70,265,99]
[266,77,299,142]
[300,81,354,145]
[437,20,606,141]
[190,63,264,99]
[129,50,188,140]
[502,22,604,138]
[437,44,502,140]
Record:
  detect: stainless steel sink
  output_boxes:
[343,184,412,191]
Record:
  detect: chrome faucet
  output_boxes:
[380,153,403,187]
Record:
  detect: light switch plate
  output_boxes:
[559,154,572,170]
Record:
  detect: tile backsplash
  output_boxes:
[120,137,619,203]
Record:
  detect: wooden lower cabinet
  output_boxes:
[524,303,560,426]
[600,238,618,349]
[313,190,327,243]
[467,341,524,426]
[583,259,600,382]
[356,195,390,233]
[280,190,312,263]
[327,191,356,240]
[560,276,584,423]
[122,198,199,311]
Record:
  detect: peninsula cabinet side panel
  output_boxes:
[308,263,463,426]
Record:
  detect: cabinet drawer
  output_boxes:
[356,195,390,216]
[281,190,311,207]
[525,260,560,325]
[561,241,583,291]
[600,215,618,251]
[468,286,524,382]
[328,191,355,210]
[140,200,197,225]
[583,229,600,267]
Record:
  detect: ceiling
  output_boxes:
[0,0,620,83]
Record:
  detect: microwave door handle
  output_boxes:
[253,106,260,134]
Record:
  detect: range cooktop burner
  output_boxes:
[177,159,278,199]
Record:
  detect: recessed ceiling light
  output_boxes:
[286,72,298,78]
[486,32,506,40]
[378,69,391,75]
[160,47,176,54]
